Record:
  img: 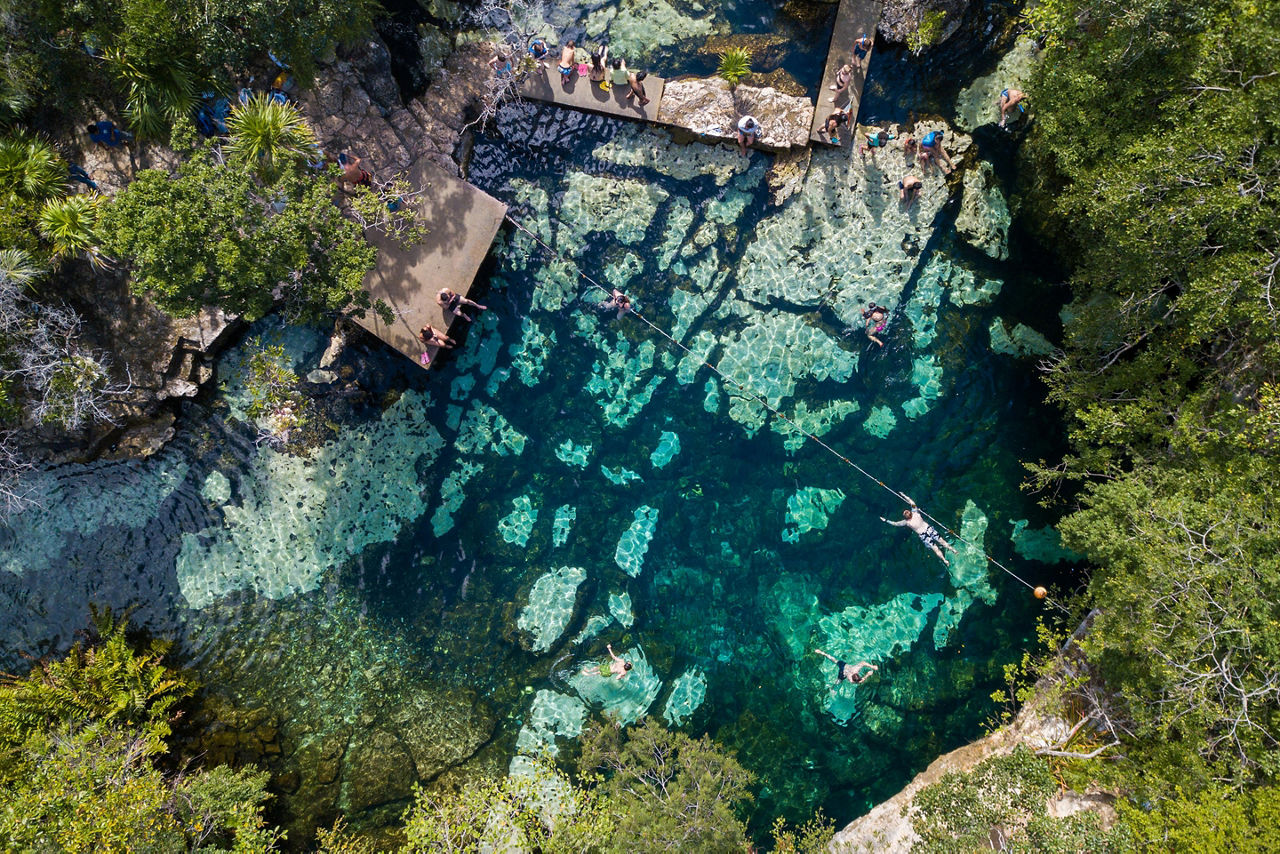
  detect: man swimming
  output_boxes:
[814,650,878,685]
[880,493,957,566]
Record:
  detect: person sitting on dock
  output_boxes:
[852,33,872,72]
[862,301,889,347]
[602,288,632,319]
[437,288,487,323]
[419,324,457,351]
[880,493,958,566]
[920,130,953,175]
[814,650,878,686]
[997,88,1027,128]
[582,643,632,680]
[558,40,577,86]
[899,173,922,209]
[589,46,609,85]
[625,69,650,106]
[736,115,761,157]
[827,60,852,104]
[823,108,850,144]
[609,58,630,88]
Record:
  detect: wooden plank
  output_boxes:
[521,66,665,122]
[353,159,507,368]
[810,0,885,148]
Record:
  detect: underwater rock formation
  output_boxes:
[989,318,1054,357]
[879,0,971,45]
[955,161,1011,260]
[584,0,715,62]
[954,37,1041,131]
[518,566,587,651]
[663,668,708,726]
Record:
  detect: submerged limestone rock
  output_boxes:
[954,37,1041,131]
[1010,519,1081,564]
[663,668,708,726]
[989,318,1054,357]
[615,505,660,577]
[569,644,663,725]
[583,0,715,62]
[518,566,587,652]
[782,487,846,543]
[955,161,1010,260]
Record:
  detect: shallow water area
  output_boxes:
[0,17,1074,845]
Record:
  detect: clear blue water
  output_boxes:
[0,8,1069,845]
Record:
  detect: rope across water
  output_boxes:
[503,212,1068,612]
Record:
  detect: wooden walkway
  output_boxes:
[522,66,666,123]
[354,159,507,368]
[810,0,885,147]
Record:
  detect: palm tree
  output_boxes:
[717,48,752,86]
[226,94,319,180]
[38,195,105,266]
[0,134,65,201]
[109,51,199,139]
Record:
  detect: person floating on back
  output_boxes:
[737,115,761,157]
[997,88,1026,128]
[880,493,957,566]
[602,288,631,319]
[814,650,878,686]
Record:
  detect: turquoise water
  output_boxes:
[0,15,1073,845]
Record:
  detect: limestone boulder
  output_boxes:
[954,161,1010,260]
[656,77,737,136]
[342,729,417,813]
[733,85,814,149]
[954,37,1040,131]
[879,0,972,45]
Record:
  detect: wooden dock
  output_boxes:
[810,0,885,147]
[354,159,507,368]
[522,65,666,123]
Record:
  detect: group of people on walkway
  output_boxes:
[492,37,652,106]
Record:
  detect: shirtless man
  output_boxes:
[899,174,922,208]
[881,493,957,566]
[582,643,633,679]
[998,88,1026,128]
[814,650,878,685]
[602,288,632,319]
[851,33,872,72]
[558,40,577,87]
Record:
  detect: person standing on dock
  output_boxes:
[737,115,761,157]
[828,60,852,104]
[852,33,872,72]
[814,650,878,685]
[880,493,957,566]
[823,108,850,144]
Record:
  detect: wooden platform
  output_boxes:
[354,159,507,368]
[810,0,885,147]
[522,66,666,122]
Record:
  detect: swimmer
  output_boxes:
[862,301,889,347]
[998,88,1026,128]
[814,650,878,685]
[602,288,632,319]
[880,493,957,566]
[582,643,633,679]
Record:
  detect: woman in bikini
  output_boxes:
[436,287,487,322]
[862,301,888,347]
[589,46,609,84]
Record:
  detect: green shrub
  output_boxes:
[717,48,752,85]
[907,9,946,54]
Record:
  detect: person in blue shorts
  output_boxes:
[919,129,953,174]
[852,33,872,71]
[998,88,1026,127]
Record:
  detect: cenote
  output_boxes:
[0,1,1078,845]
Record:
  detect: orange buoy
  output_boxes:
[1033,586,1048,599]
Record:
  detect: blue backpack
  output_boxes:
[922,131,940,147]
